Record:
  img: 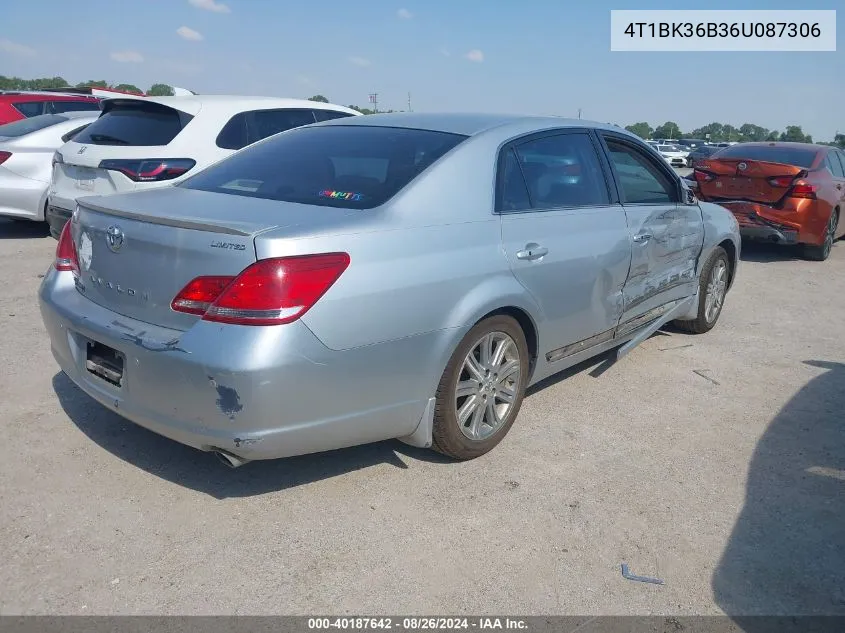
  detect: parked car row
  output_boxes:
[0,94,360,235]
[1,90,838,467]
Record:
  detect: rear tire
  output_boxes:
[431,315,529,460]
[674,246,730,334]
[801,209,838,262]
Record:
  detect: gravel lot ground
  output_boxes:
[0,207,842,617]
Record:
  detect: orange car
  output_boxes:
[694,142,845,261]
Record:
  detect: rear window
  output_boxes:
[72,102,192,146]
[715,144,818,168]
[0,114,69,138]
[49,100,100,114]
[180,125,467,209]
[12,101,44,118]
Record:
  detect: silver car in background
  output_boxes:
[39,113,740,467]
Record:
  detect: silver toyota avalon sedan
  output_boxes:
[39,112,740,467]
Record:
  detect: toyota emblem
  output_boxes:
[105,225,124,253]
[737,162,747,171]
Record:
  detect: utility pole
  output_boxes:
[407,92,412,112]
[577,108,582,119]
[369,93,378,113]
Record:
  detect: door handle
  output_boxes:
[632,233,653,244]
[516,243,548,260]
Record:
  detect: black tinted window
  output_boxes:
[49,100,100,114]
[61,124,90,143]
[249,108,316,142]
[715,144,818,168]
[605,139,676,204]
[180,125,467,210]
[498,148,531,211]
[836,152,845,177]
[0,114,68,138]
[216,112,249,150]
[12,101,44,117]
[313,109,354,122]
[825,152,844,178]
[513,133,609,208]
[73,102,191,146]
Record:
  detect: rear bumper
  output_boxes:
[46,204,72,239]
[39,268,439,462]
[715,201,820,246]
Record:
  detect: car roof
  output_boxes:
[100,94,361,118]
[312,111,625,138]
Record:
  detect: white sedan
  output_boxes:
[654,143,689,168]
[0,112,98,223]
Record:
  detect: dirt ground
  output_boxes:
[0,218,842,616]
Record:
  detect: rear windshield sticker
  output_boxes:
[319,190,364,201]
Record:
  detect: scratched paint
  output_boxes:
[214,383,243,419]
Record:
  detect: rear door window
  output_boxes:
[48,100,100,114]
[12,101,44,118]
[180,125,467,209]
[247,108,317,142]
[216,112,249,150]
[313,109,355,122]
[509,132,610,209]
[72,101,192,146]
[825,152,845,178]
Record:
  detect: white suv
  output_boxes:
[47,95,360,237]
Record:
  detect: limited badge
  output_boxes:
[78,231,93,272]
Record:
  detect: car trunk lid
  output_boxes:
[70,187,367,331]
[696,158,806,205]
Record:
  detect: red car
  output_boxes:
[694,142,845,261]
[0,92,101,126]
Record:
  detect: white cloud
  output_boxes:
[464,49,484,62]
[188,0,230,13]
[397,8,413,19]
[440,47,451,57]
[348,56,371,67]
[0,39,36,57]
[177,26,204,41]
[110,50,144,63]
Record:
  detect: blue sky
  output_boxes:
[2,0,842,139]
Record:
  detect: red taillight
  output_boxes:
[767,175,796,188]
[171,253,351,326]
[789,182,817,199]
[170,276,236,315]
[55,222,79,274]
[0,151,11,165]
[99,158,196,182]
[694,169,715,183]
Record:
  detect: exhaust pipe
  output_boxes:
[213,450,250,469]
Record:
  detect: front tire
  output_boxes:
[432,315,529,460]
[674,246,730,334]
[801,209,838,262]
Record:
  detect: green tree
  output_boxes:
[834,133,845,149]
[113,83,142,94]
[780,126,810,143]
[689,122,726,142]
[653,121,681,139]
[624,122,653,139]
[308,95,329,103]
[147,83,175,97]
[76,80,110,89]
[766,130,780,141]
[739,123,770,142]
